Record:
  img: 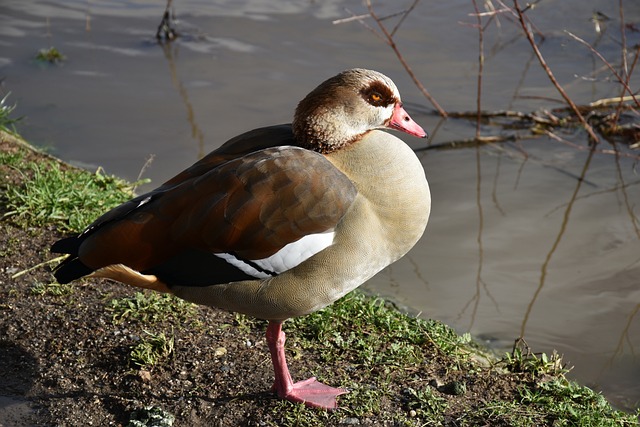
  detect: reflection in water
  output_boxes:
[491,153,506,216]
[613,146,640,239]
[608,303,640,373]
[457,143,500,331]
[160,42,205,159]
[520,147,595,338]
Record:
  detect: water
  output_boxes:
[1,0,639,412]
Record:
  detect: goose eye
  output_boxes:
[370,92,382,102]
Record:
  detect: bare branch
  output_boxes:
[565,31,640,109]
[512,0,600,143]
[365,0,447,116]
[471,0,485,140]
[391,0,421,37]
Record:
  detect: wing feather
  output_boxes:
[77,146,357,273]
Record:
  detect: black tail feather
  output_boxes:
[51,235,81,255]
[51,235,94,283]
[53,257,94,284]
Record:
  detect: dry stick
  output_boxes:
[565,31,640,110]
[512,0,599,143]
[365,0,448,117]
[390,0,420,37]
[546,131,640,160]
[471,0,484,140]
[477,0,503,30]
[494,0,546,39]
[615,47,640,123]
[616,0,637,123]
[619,0,629,80]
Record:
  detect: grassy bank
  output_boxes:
[1,129,638,426]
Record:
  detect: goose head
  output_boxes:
[292,68,427,153]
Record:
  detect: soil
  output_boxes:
[0,134,543,426]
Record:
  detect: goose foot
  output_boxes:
[275,376,348,409]
[266,321,348,409]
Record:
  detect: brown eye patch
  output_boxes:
[360,81,395,107]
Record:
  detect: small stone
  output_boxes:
[138,370,152,382]
[409,410,417,417]
[214,347,227,357]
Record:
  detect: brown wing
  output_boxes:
[76,146,357,272]
[161,124,298,189]
[75,124,299,234]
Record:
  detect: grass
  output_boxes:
[289,292,473,368]
[109,291,197,325]
[0,93,21,133]
[464,378,637,427]
[130,330,175,368]
[31,281,74,297]
[35,47,65,64]
[2,158,142,232]
[404,385,449,424]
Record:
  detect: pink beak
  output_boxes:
[387,103,428,138]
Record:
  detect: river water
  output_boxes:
[1,0,639,413]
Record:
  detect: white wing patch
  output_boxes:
[214,231,335,279]
[214,253,272,279]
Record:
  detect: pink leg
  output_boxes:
[266,321,348,409]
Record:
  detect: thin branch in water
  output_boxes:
[564,31,640,110]
[362,0,448,116]
[546,130,640,160]
[332,13,370,25]
[493,0,546,39]
[590,95,638,108]
[613,46,640,123]
[332,10,408,26]
[618,0,629,78]
[334,8,387,44]
[156,0,178,42]
[390,0,421,37]
[471,0,485,140]
[512,0,600,143]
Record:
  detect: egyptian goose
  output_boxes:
[51,68,431,409]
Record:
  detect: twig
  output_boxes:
[589,95,637,108]
[565,31,640,109]
[156,0,178,42]
[616,0,638,123]
[415,135,517,152]
[471,0,485,139]
[619,0,629,78]
[390,0,420,37]
[493,0,546,39]
[332,13,370,25]
[512,0,600,143]
[363,0,448,117]
[546,130,640,160]
[11,256,68,279]
[132,154,155,194]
